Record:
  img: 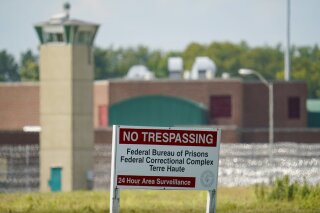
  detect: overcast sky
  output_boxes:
[1,0,320,59]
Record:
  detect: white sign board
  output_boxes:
[110,125,221,190]
[110,125,221,213]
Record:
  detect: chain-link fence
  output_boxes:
[0,142,319,192]
[0,145,39,192]
[94,144,112,190]
[219,143,320,186]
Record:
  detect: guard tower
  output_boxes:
[34,3,99,191]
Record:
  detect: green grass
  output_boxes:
[0,186,319,213]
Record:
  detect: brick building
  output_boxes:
[1,79,319,144]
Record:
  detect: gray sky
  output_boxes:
[1,0,320,60]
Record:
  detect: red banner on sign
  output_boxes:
[117,175,196,188]
[119,128,217,147]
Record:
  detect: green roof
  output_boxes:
[109,95,208,127]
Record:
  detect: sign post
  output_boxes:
[110,125,221,213]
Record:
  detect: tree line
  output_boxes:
[0,41,319,98]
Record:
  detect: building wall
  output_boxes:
[242,82,307,128]
[0,79,312,144]
[0,81,107,130]
[241,128,320,143]
[108,95,207,127]
[93,81,109,128]
[0,83,39,130]
[273,82,307,128]
[105,80,307,129]
[0,131,38,145]
[107,79,244,127]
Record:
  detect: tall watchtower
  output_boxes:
[34,3,99,191]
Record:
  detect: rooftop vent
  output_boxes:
[168,57,183,80]
[126,65,155,80]
[191,57,216,80]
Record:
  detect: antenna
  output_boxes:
[64,2,71,19]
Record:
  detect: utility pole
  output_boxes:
[285,0,291,81]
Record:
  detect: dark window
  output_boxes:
[99,105,108,127]
[56,33,63,42]
[43,33,64,43]
[198,69,206,79]
[288,97,300,119]
[76,31,92,45]
[210,95,232,118]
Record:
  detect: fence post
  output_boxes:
[25,145,30,192]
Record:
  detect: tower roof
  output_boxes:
[35,3,98,28]
[34,3,99,45]
[35,17,99,28]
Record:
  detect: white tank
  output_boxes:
[191,57,216,80]
[126,65,154,80]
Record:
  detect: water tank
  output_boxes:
[191,57,216,80]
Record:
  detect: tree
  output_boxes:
[94,46,170,79]
[92,42,320,98]
[288,45,320,98]
[242,45,283,80]
[94,47,109,79]
[183,42,206,70]
[206,41,248,77]
[19,50,39,81]
[0,50,19,81]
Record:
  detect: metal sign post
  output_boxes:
[110,187,120,213]
[206,190,216,213]
[110,125,120,213]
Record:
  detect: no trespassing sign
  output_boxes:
[110,126,221,190]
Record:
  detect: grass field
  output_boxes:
[0,185,319,213]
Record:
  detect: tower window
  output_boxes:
[210,95,232,118]
[56,33,63,42]
[288,97,300,119]
[76,31,92,45]
[43,32,64,43]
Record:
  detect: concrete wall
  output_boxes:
[241,128,320,143]
[40,44,73,192]
[2,128,320,145]
[40,44,93,192]
[71,45,94,190]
